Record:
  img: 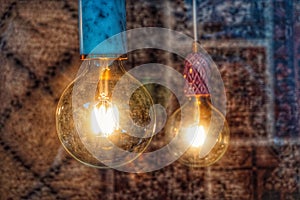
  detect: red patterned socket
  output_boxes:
[183,52,211,96]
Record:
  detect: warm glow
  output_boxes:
[91,102,119,136]
[185,125,206,147]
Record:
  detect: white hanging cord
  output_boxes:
[193,0,198,42]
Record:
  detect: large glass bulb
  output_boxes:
[166,95,229,167]
[56,58,155,168]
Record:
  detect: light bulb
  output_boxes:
[56,58,155,168]
[166,95,229,167]
[165,49,229,167]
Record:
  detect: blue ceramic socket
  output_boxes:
[79,0,127,59]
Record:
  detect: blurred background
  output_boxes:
[0,0,299,199]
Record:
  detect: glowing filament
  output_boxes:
[185,125,206,148]
[91,103,119,136]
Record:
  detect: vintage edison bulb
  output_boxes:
[56,58,155,168]
[166,94,229,167]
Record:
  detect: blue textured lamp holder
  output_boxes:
[79,0,127,59]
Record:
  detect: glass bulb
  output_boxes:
[56,58,155,168]
[166,95,230,167]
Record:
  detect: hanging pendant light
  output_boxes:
[166,0,230,167]
[56,0,156,168]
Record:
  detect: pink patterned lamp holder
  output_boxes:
[183,52,211,96]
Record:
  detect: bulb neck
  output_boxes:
[195,95,212,128]
[92,57,127,101]
[193,95,211,106]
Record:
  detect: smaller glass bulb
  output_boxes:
[166,96,230,167]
